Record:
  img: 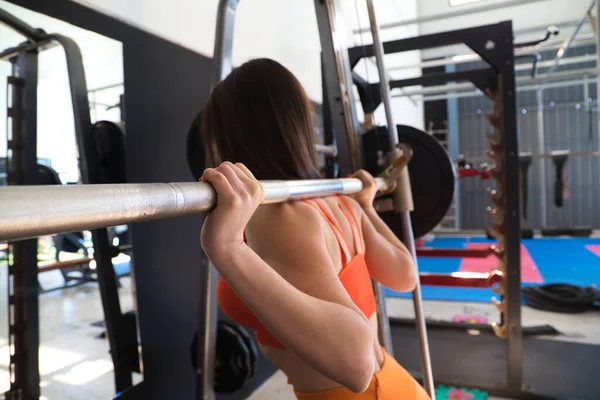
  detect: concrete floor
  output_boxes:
[0,264,597,399]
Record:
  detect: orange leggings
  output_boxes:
[293,349,431,400]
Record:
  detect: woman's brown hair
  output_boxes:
[200,58,320,180]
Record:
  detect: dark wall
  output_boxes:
[7,1,276,398]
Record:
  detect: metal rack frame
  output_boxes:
[0,7,135,398]
[347,21,525,397]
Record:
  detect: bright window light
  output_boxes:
[450,0,483,6]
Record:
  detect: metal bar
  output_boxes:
[386,35,597,73]
[419,271,504,288]
[389,49,596,71]
[212,0,240,85]
[87,82,123,93]
[314,0,362,174]
[6,50,40,400]
[498,23,523,392]
[0,179,391,243]
[365,0,397,149]
[315,143,338,157]
[535,87,547,228]
[349,23,512,67]
[365,0,434,397]
[0,7,46,42]
[38,257,93,273]
[56,33,133,391]
[546,0,596,76]
[353,0,549,34]
[416,247,492,258]
[392,68,600,98]
[388,69,492,90]
[596,0,600,148]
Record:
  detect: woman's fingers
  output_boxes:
[234,163,265,201]
[216,162,245,192]
[353,169,377,189]
[201,168,237,202]
[234,163,257,180]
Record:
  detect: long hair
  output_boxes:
[199,58,320,180]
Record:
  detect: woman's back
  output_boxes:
[220,196,384,392]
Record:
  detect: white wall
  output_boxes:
[70,0,423,128]
[72,0,324,101]
[345,0,424,129]
[416,0,594,59]
[0,1,123,182]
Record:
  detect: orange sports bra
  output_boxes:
[216,196,377,349]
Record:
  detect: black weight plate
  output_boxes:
[36,164,62,185]
[228,322,258,381]
[91,120,126,184]
[397,125,455,238]
[186,112,206,180]
[362,125,455,238]
[214,320,253,394]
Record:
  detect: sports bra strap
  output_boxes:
[337,196,365,255]
[303,199,352,264]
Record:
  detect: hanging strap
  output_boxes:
[303,199,352,264]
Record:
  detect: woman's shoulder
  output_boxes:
[250,201,320,233]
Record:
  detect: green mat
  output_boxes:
[435,385,488,400]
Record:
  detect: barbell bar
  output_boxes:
[0,177,390,243]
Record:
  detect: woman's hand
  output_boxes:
[200,162,264,261]
[349,169,378,210]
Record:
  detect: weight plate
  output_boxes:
[186,112,206,180]
[91,120,126,184]
[35,164,62,185]
[214,320,253,394]
[362,125,456,238]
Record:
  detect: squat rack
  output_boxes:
[0,7,137,399]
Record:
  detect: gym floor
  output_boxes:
[1,240,597,400]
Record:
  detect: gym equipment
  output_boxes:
[186,112,205,181]
[540,226,593,237]
[519,153,532,220]
[190,320,258,394]
[92,120,126,184]
[551,150,569,207]
[523,284,600,313]
[416,247,495,258]
[186,111,339,181]
[363,124,456,239]
[0,170,411,243]
[420,271,504,288]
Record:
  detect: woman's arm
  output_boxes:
[360,205,417,292]
[348,170,417,292]
[200,162,376,393]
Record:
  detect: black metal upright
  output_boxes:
[5,49,40,400]
[1,6,136,395]
[494,22,522,392]
[313,0,361,176]
[53,34,135,392]
[347,21,522,396]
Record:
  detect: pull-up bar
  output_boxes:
[0,177,391,243]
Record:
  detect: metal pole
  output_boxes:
[0,178,391,243]
[364,0,435,397]
[547,0,596,76]
[596,0,600,147]
[390,68,600,99]
[354,0,549,34]
[365,0,397,150]
[536,87,547,228]
[212,0,240,85]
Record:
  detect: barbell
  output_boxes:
[0,177,394,243]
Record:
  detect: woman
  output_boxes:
[198,58,430,399]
